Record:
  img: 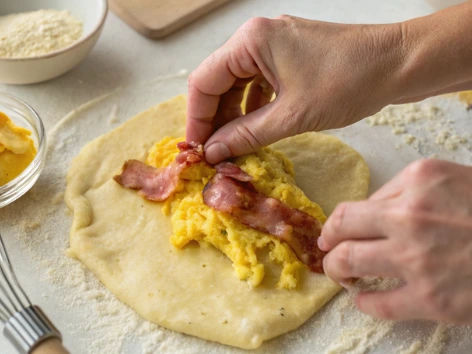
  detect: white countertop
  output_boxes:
[2,1,471,353]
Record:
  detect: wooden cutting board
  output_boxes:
[109,0,231,39]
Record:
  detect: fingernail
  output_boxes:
[205,142,231,163]
[317,237,325,250]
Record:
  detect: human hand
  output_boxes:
[187,16,406,163]
[319,159,472,325]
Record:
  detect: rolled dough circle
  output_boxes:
[65,95,370,349]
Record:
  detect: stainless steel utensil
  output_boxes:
[0,233,69,354]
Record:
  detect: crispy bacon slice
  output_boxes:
[215,161,253,182]
[175,141,203,163]
[113,141,204,201]
[203,173,325,273]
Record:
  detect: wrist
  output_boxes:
[394,2,472,102]
[354,22,413,107]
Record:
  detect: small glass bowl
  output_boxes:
[0,93,47,208]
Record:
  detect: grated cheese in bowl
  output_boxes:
[0,9,83,59]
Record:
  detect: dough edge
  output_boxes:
[65,95,369,349]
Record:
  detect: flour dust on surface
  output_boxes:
[2,80,471,353]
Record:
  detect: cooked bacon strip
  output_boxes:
[215,161,253,182]
[175,141,203,163]
[203,173,325,273]
[114,141,204,201]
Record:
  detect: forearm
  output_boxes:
[396,1,472,102]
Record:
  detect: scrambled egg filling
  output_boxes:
[147,137,327,289]
[0,112,37,186]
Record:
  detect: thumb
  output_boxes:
[204,98,303,164]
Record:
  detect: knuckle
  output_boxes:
[334,242,354,275]
[329,202,349,234]
[235,17,273,65]
[404,212,430,234]
[323,243,352,282]
[389,207,429,233]
[406,159,445,183]
[404,195,431,213]
[406,217,431,241]
[274,14,292,21]
[239,17,272,38]
[274,14,300,31]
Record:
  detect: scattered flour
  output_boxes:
[326,323,393,354]
[403,134,416,145]
[399,324,449,354]
[325,278,397,354]
[422,324,449,354]
[1,82,471,354]
[400,340,423,354]
[0,9,83,58]
[435,131,467,151]
[366,99,471,157]
[21,221,41,230]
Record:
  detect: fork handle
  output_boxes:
[4,305,66,354]
[31,338,70,354]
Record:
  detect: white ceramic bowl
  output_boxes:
[0,0,108,85]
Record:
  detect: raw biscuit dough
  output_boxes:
[65,95,370,349]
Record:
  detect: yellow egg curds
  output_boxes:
[147,137,326,289]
